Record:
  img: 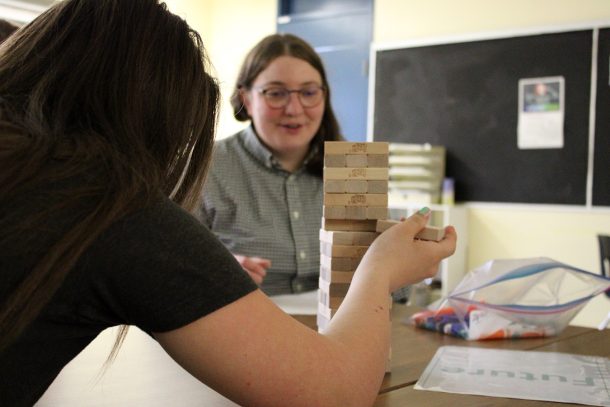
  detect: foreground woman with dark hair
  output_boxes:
[0,1,456,406]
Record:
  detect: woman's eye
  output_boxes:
[266,89,287,98]
[302,88,320,97]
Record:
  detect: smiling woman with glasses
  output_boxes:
[198,33,343,296]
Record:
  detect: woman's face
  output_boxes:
[243,55,325,160]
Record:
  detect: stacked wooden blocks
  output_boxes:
[318,141,392,371]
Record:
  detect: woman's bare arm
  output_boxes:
[155,211,457,407]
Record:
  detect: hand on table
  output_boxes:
[233,255,271,285]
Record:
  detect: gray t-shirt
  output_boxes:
[0,195,257,407]
[199,126,323,295]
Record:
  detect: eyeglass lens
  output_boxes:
[260,86,324,108]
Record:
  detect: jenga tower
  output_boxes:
[318,141,392,372]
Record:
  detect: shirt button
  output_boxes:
[299,250,306,260]
[287,175,295,182]
[294,282,304,292]
[293,211,300,220]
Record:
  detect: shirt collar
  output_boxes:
[241,125,275,168]
[240,125,318,173]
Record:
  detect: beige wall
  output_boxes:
[165,0,277,139]
[374,0,610,42]
[468,206,610,327]
[168,0,610,327]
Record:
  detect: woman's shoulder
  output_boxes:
[115,196,203,237]
[208,128,257,176]
[84,195,244,291]
[71,194,257,333]
[213,128,249,154]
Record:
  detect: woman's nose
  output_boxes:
[284,92,304,114]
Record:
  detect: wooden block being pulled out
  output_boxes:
[375,219,446,242]
[321,218,378,232]
[319,229,379,246]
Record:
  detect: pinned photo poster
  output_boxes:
[517,76,565,149]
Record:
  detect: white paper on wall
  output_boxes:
[517,76,565,149]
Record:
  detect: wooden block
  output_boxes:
[327,297,344,309]
[376,219,397,233]
[324,141,389,155]
[345,154,368,167]
[324,154,346,167]
[323,205,346,219]
[324,193,388,207]
[317,302,338,319]
[416,225,446,241]
[324,167,389,181]
[324,179,346,193]
[318,287,344,308]
[319,278,350,296]
[320,254,361,271]
[367,154,389,167]
[317,311,331,333]
[319,266,355,284]
[366,206,387,220]
[367,180,388,194]
[319,229,379,246]
[345,205,367,220]
[321,218,378,232]
[345,180,368,193]
[375,219,446,241]
[317,302,342,332]
[320,241,369,258]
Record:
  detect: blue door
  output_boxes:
[277,1,373,142]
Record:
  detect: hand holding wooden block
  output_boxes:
[376,219,446,241]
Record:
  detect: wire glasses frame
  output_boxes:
[253,85,326,109]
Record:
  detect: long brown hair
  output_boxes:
[230,33,343,177]
[0,0,219,352]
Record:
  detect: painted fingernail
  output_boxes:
[418,207,430,215]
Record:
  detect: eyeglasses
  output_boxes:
[254,85,326,109]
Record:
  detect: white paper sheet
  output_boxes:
[517,76,565,149]
[270,290,318,314]
[415,346,610,406]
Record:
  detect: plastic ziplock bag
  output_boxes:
[411,257,610,340]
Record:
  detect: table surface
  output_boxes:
[373,310,610,407]
[36,303,609,407]
[293,305,609,406]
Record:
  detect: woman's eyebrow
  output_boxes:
[260,80,321,87]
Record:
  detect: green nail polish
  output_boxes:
[418,207,430,215]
